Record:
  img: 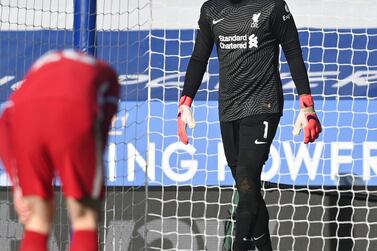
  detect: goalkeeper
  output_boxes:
[0,50,119,251]
[178,0,322,250]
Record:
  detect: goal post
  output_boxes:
[73,0,97,55]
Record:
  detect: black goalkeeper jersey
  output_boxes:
[182,0,311,121]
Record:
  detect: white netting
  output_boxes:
[1,0,377,250]
[96,0,152,249]
[146,0,377,250]
[0,1,74,250]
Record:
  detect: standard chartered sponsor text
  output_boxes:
[219,34,248,49]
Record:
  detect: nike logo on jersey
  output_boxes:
[254,139,267,145]
[212,18,224,24]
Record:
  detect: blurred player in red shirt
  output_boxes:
[0,49,119,251]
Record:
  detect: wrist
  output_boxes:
[299,94,314,109]
[179,96,193,107]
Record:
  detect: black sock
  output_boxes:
[253,232,272,251]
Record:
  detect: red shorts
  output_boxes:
[0,100,109,200]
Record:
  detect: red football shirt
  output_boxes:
[11,49,119,110]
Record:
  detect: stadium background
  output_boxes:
[1,0,377,250]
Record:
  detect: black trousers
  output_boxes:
[220,114,280,251]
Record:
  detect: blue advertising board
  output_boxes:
[1,29,377,186]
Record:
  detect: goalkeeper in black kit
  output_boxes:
[177,0,322,250]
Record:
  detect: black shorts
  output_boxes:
[220,114,280,173]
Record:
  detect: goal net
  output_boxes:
[1,0,377,250]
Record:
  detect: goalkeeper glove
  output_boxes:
[177,96,195,145]
[293,94,322,144]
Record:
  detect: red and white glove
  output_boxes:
[293,94,322,144]
[177,96,195,145]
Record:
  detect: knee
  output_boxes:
[67,197,101,230]
[236,178,261,213]
[236,167,261,194]
[17,195,54,233]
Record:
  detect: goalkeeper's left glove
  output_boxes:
[177,96,195,145]
[293,94,322,144]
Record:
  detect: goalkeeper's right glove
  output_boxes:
[177,96,195,145]
[293,94,322,144]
